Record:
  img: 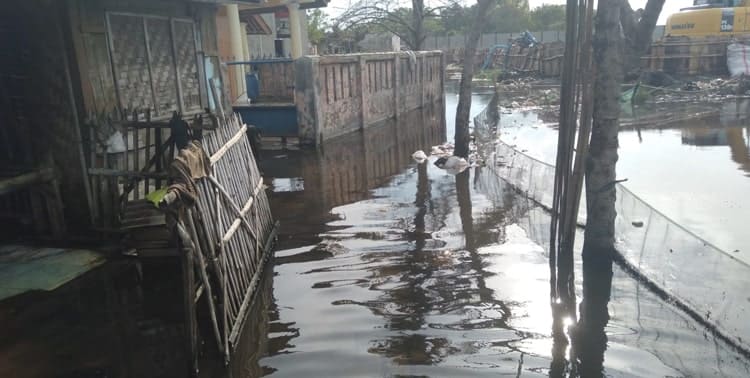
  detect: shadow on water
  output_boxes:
[0,260,190,378]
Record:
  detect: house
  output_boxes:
[0,0,286,374]
[0,0,324,237]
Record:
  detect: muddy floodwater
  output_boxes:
[241,95,750,377]
[2,91,750,378]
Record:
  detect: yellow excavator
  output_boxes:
[666,0,750,37]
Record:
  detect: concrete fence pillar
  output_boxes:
[358,55,369,129]
[420,56,425,108]
[295,56,322,145]
[393,54,400,120]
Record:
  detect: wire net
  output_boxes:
[473,100,750,353]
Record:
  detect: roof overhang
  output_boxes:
[237,0,329,15]
[190,0,263,4]
[191,0,328,8]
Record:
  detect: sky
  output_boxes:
[325,0,694,25]
[528,0,691,24]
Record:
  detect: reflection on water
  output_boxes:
[229,98,750,377]
[7,92,750,377]
[262,102,445,251]
[0,261,191,378]
[444,80,493,142]
[681,127,750,176]
[499,100,750,260]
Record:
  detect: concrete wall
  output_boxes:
[295,51,444,146]
[358,33,400,53]
[422,27,667,51]
[423,31,565,51]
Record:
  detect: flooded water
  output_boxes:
[498,101,750,262]
[240,95,750,376]
[2,91,750,377]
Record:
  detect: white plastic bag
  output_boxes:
[106,130,126,153]
[727,43,750,77]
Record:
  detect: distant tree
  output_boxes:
[529,4,565,31]
[485,3,531,33]
[336,0,456,50]
[307,9,327,47]
[439,4,470,35]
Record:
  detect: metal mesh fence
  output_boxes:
[473,100,750,353]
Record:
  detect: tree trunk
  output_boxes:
[454,0,496,158]
[456,170,474,251]
[621,0,665,75]
[584,0,621,258]
[412,0,426,50]
[576,249,614,376]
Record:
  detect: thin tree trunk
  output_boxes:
[576,249,614,376]
[456,170,474,251]
[584,0,622,258]
[454,0,497,158]
[621,0,665,74]
[412,0,425,50]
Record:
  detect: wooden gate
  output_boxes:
[106,111,276,373]
[175,114,276,368]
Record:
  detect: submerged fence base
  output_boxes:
[473,98,750,356]
[120,113,277,374]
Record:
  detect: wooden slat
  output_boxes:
[136,247,179,257]
[0,168,55,196]
[210,124,247,165]
[120,213,167,229]
[88,168,169,179]
[216,177,264,244]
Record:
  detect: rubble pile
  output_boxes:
[629,74,750,105]
[489,71,750,111]
[495,77,561,108]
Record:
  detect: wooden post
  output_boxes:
[169,19,185,114]
[143,18,159,117]
[60,27,94,228]
[184,212,223,354]
[105,13,124,115]
[180,223,198,376]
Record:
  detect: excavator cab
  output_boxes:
[666,0,750,37]
[690,0,743,9]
